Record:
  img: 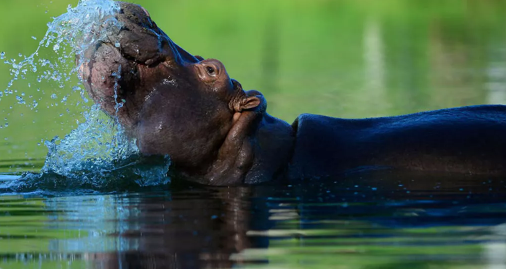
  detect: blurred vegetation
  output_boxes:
[1,0,506,171]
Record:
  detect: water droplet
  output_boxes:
[51,93,57,99]
[115,42,120,48]
[0,52,4,60]
[31,36,37,40]
[16,96,25,104]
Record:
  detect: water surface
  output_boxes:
[2,172,506,268]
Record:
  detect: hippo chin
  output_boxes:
[80,2,506,186]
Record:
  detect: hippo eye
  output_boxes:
[206,66,216,76]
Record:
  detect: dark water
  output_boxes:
[1,171,506,269]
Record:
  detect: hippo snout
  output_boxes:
[104,2,174,66]
[79,1,203,133]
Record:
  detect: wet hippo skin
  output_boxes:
[80,2,506,186]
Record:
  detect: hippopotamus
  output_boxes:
[80,2,506,186]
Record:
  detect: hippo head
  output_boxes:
[79,2,286,185]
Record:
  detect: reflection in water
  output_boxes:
[44,187,260,269]
[483,224,506,269]
[2,172,506,268]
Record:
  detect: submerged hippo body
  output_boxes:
[80,2,506,186]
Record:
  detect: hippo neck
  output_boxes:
[243,113,295,184]
[196,111,295,186]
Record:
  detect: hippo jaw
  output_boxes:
[79,2,275,185]
[80,1,202,131]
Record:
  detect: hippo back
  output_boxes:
[287,105,506,181]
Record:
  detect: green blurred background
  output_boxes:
[1,0,506,173]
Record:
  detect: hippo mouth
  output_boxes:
[79,1,201,131]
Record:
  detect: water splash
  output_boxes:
[36,104,171,190]
[4,0,120,99]
[1,0,172,191]
[3,105,172,193]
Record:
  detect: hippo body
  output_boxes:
[288,105,506,182]
[80,2,506,186]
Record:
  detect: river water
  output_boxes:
[1,0,506,268]
[2,172,506,268]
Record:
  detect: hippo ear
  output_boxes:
[239,96,261,111]
[231,81,266,112]
[234,90,266,112]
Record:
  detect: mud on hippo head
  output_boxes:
[80,2,273,184]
